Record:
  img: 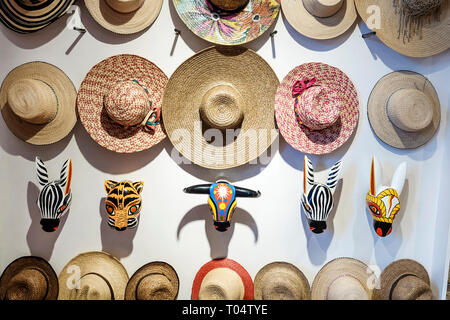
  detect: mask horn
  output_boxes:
[391,162,407,195]
[35,157,48,187]
[369,156,381,196]
[183,184,212,194]
[304,155,314,195]
[234,186,261,198]
[327,159,342,195]
[59,158,72,195]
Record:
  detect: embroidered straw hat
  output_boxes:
[162,46,279,169]
[77,54,168,153]
[85,0,163,34]
[192,258,254,300]
[0,256,58,300]
[367,71,440,149]
[125,261,179,300]
[58,251,129,300]
[275,62,359,154]
[356,0,450,57]
[0,61,77,145]
[173,0,280,45]
[254,262,311,300]
[282,0,357,39]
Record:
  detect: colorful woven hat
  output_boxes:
[173,0,280,45]
[77,54,168,153]
[0,0,74,34]
[275,62,359,155]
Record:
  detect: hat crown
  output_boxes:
[136,274,173,300]
[105,0,144,13]
[209,0,250,12]
[391,275,433,300]
[400,0,442,16]
[5,268,47,300]
[260,271,307,300]
[70,274,112,300]
[198,267,244,300]
[327,275,368,300]
[303,0,344,18]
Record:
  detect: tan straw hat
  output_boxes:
[162,46,279,169]
[58,251,129,300]
[311,257,373,300]
[84,0,163,34]
[0,62,77,145]
[0,256,58,300]
[367,70,440,149]
[356,0,450,57]
[125,261,179,300]
[282,0,357,39]
[254,262,311,300]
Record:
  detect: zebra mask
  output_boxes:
[302,155,342,234]
[35,157,73,232]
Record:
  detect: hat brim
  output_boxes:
[367,71,440,149]
[0,61,77,145]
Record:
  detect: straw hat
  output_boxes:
[85,0,163,34]
[356,0,450,58]
[311,257,373,300]
[0,0,75,34]
[173,0,280,45]
[77,54,168,153]
[125,261,179,300]
[254,262,311,300]
[58,251,129,300]
[275,62,359,155]
[282,0,357,39]
[0,62,77,145]
[162,46,279,169]
[367,71,440,149]
[0,256,58,300]
[192,258,254,300]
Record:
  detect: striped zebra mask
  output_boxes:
[35,157,73,232]
[302,155,342,234]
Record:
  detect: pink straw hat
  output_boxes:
[275,62,359,154]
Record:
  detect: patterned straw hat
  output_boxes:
[77,54,168,153]
[275,62,359,155]
[173,0,280,45]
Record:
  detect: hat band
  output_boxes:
[388,272,419,300]
[30,78,59,125]
[292,77,318,128]
[128,79,160,132]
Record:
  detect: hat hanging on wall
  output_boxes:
[0,62,77,145]
[173,0,280,45]
[367,70,440,149]
[58,251,129,300]
[356,0,450,58]
[0,0,75,34]
[275,62,359,155]
[0,256,59,300]
[77,54,168,153]
[85,0,163,34]
[281,0,357,40]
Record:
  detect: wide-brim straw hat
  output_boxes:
[0,0,75,34]
[192,258,254,300]
[58,251,129,300]
[162,46,279,169]
[0,61,77,145]
[125,261,179,300]
[356,0,450,58]
[0,256,58,300]
[282,0,357,40]
[367,70,440,149]
[173,0,280,45]
[85,0,163,35]
[77,54,168,153]
[254,262,311,300]
[275,62,359,154]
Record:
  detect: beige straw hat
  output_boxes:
[254,262,311,300]
[58,251,129,300]
[85,0,163,34]
[282,0,357,39]
[311,257,373,300]
[367,70,440,149]
[162,46,279,169]
[356,0,450,57]
[0,62,77,145]
[125,261,179,300]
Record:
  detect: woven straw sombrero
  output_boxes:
[356,0,450,58]
[173,0,280,45]
[77,54,168,153]
[85,0,163,35]
[0,61,77,145]
[275,62,359,155]
[162,46,279,169]
[282,0,357,40]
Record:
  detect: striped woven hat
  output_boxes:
[0,0,75,34]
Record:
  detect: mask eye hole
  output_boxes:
[59,205,66,212]
[106,205,115,216]
[128,204,140,215]
[368,203,381,217]
[302,202,311,212]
